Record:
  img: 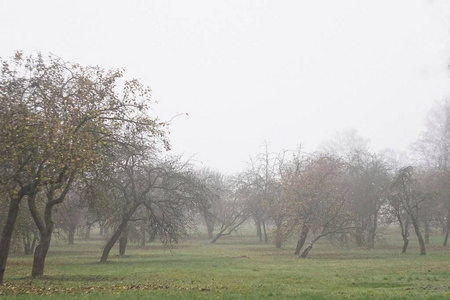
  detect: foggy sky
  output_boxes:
[1,0,450,174]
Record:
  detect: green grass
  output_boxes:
[1,232,450,299]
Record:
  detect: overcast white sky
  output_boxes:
[1,0,450,173]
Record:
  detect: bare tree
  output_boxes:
[210,177,251,244]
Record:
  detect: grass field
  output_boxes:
[1,230,449,299]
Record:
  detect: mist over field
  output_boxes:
[1,1,450,299]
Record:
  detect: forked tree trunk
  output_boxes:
[211,214,249,244]
[294,224,310,255]
[211,231,226,244]
[299,235,321,258]
[0,195,23,284]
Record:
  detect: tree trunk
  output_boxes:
[119,226,128,256]
[396,212,410,253]
[400,216,409,254]
[355,226,365,248]
[211,232,225,244]
[68,225,76,245]
[255,218,262,242]
[0,195,23,284]
[294,224,310,255]
[299,235,321,258]
[444,212,450,247]
[410,214,426,256]
[101,221,128,262]
[85,224,91,240]
[30,199,56,278]
[275,220,283,248]
[262,221,268,244]
[424,220,430,245]
[22,227,37,255]
[31,232,51,277]
[402,238,409,253]
[367,210,378,249]
[140,225,146,247]
[205,219,214,240]
[100,204,139,263]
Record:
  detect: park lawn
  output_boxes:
[0,233,449,299]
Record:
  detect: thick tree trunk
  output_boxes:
[119,226,128,256]
[30,199,56,278]
[0,196,22,283]
[31,232,51,277]
[299,235,321,258]
[402,238,409,253]
[294,224,310,255]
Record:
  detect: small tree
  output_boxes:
[390,167,427,255]
[286,156,354,258]
[210,177,251,244]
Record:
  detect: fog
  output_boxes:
[1,0,450,173]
